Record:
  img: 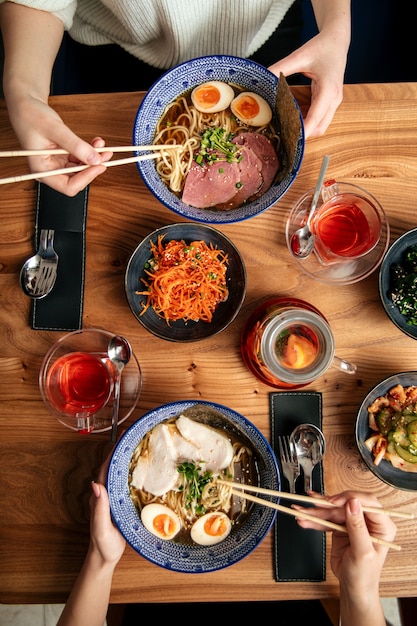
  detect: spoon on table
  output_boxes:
[20,229,59,298]
[290,154,330,259]
[290,423,326,493]
[108,335,132,444]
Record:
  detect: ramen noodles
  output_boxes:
[128,406,258,544]
[153,82,280,211]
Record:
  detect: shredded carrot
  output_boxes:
[136,235,229,324]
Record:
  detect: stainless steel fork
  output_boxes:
[278,435,300,493]
[20,229,59,299]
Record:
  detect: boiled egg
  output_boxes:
[191,81,235,113]
[141,503,181,541]
[230,91,272,126]
[190,511,232,546]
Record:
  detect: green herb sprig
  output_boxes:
[195,127,242,165]
[177,461,213,514]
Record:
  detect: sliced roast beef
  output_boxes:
[216,143,263,210]
[182,158,241,208]
[235,132,279,198]
[182,131,279,210]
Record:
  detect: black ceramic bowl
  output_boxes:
[355,372,417,491]
[125,223,246,341]
[379,227,417,340]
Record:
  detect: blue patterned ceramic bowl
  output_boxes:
[133,55,304,224]
[107,400,280,572]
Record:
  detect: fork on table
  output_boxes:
[278,435,300,493]
[20,229,59,299]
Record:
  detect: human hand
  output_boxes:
[88,458,126,566]
[295,490,397,593]
[8,95,112,196]
[268,29,348,139]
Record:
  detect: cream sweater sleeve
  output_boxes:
[0,0,77,29]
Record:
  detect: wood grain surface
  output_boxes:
[1,83,417,604]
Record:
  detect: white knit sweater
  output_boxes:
[2,0,295,68]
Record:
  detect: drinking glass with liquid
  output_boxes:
[46,352,114,418]
[309,180,382,265]
[39,328,142,434]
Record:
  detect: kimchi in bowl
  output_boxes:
[124,222,246,341]
[355,371,417,491]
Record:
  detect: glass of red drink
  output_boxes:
[310,180,381,265]
[240,296,356,389]
[46,352,113,422]
[286,179,390,285]
[39,329,142,433]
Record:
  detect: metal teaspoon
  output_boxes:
[108,335,131,444]
[290,155,330,259]
[290,423,326,493]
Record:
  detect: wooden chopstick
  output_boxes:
[0,144,183,157]
[217,479,415,520]
[229,487,401,552]
[0,152,163,185]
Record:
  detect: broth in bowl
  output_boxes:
[133,55,304,224]
[107,400,280,572]
[153,82,280,211]
[128,405,258,546]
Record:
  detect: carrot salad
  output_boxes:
[136,235,229,324]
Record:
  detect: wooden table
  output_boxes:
[1,83,417,605]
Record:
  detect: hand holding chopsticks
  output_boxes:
[218,479,412,551]
[0,144,182,185]
[217,480,415,519]
[0,144,182,157]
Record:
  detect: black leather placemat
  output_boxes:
[270,391,326,582]
[31,183,89,331]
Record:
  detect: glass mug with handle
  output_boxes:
[39,328,142,434]
[309,180,382,266]
[45,351,114,433]
[240,297,356,389]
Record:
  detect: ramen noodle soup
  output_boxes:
[128,406,258,545]
[153,81,281,211]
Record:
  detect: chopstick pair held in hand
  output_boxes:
[228,488,401,551]
[217,480,415,519]
[217,480,407,551]
[0,144,183,185]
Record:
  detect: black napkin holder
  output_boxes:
[31,182,89,331]
[270,391,326,582]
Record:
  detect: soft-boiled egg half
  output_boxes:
[231,91,272,126]
[191,81,235,113]
[190,511,232,546]
[141,503,181,541]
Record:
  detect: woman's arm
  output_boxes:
[335,497,388,625]
[296,491,397,626]
[57,482,126,626]
[0,2,64,104]
[269,0,351,138]
[0,1,110,195]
